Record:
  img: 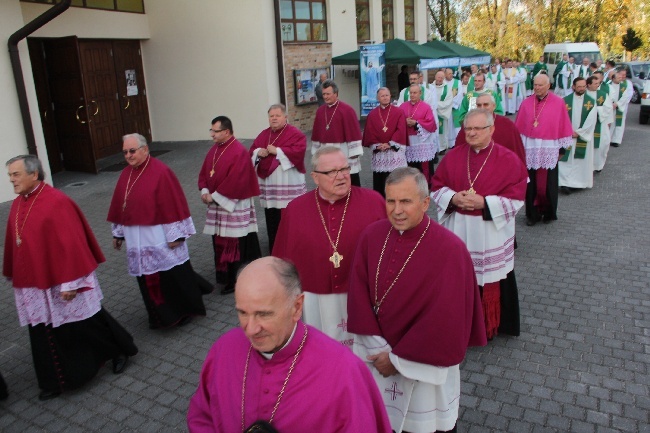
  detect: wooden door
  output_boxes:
[27,39,63,173]
[112,40,152,142]
[43,36,97,173]
[78,40,124,159]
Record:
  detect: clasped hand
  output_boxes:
[452,191,485,211]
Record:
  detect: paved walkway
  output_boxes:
[0,104,648,432]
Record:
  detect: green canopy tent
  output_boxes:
[421,40,491,67]
[332,38,458,65]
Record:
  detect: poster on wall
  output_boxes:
[125,69,138,96]
[360,44,386,116]
[294,68,329,105]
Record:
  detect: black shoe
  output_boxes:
[112,355,129,374]
[220,285,235,295]
[542,216,553,224]
[595,169,602,173]
[38,390,61,401]
[560,186,572,195]
[611,142,619,147]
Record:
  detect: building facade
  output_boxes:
[0,0,427,202]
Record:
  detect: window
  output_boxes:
[356,0,370,42]
[404,0,414,40]
[21,0,144,13]
[280,0,328,42]
[382,0,394,41]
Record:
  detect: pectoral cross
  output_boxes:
[533,121,539,127]
[329,251,343,268]
[382,126,388,132]
[373,305,379,315]
[210,170,215,177]
[468,187,476,194]
[16,236,21,247]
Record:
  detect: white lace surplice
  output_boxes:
[112,217,195,276]
[13,272,104,327]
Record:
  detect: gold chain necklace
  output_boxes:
[241,324,308,432]
[14,183,45,247]
[379,104,392,132]
[267,124,287,148]
[533,95,549,127]
[408,101,420,119]
[325,101,339,131]
[373,218,430,315]
[315,188,351,269]
[467,141,495,194]
[122,155,151,211]
[210,137,235,177]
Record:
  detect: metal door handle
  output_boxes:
[75,105,91,124]
[122,95,130,110]
[90,100,99,116]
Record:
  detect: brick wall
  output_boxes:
[283,43,332,132]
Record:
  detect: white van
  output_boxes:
[543,42,603,83]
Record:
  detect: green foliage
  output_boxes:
[445,0,650,60]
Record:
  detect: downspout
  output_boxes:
[273,0,287,106]
[8,0,71,155]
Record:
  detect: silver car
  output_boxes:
[618,61,650,104]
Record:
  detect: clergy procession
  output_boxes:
[0,61,640,432]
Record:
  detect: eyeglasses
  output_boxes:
[122,147,143,155]
[464,126,491,133]
[209,128,225,134]
[313,166,351,178]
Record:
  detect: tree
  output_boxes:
[427,0,466,42]
[621,27,643,60]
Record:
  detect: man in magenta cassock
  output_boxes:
[311,80,364,187]
[348,168,486,433]
[199,116,262,294]
[188,257,392,433]
[362,87,408,196]
[249,104,306,252]
[515,74,573,225]
[432,109,528,340]
[455,93,526,165]
[4,155,137,401]
[272,146,385,347]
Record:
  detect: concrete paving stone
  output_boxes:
[493,389,519,405]
[522,408,546,424]
[483,413,509,430]
[586,409,612,426]
[499,402,524,419]
[554,389,577,405]
[460,407,487,426]
[517,395,541,410]
[576,394,600,410]
[531,425,557,433]
[547,413,571,430]
[530,386,552,400]
[571,419,597,433]
[623,404,649,422]
[466,425,492,433]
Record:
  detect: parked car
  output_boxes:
[640,80,650,124]
[618,61,650,104]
